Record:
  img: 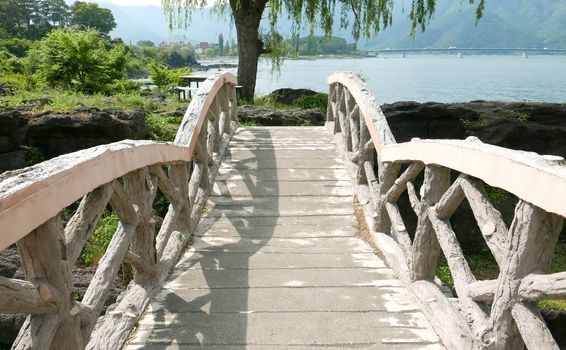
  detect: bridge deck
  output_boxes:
[125,127,445,349]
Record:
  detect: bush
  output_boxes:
[0,37,33,57]
[148,62,190,91]
[0,49,25,74]
[80,211,119,265]
[295,93,328,113]
[30,28,128,94]
[146,114,178,141]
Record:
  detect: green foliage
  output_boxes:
[0,50,25,74]
[240,120,259,127]
[283,36,356,56]
[0,90,161,112]
[146,114,179,141]
[70,1,117,35]
[0,71,38,95]
[295,93,328,113]
[80,211,119,265]
[508,111,530,124]
[30,28,128,94]
[485,185,511,206]
[136,40,155,47]
[0,37,33,57]
[19,145,45,166]
[0,0,70,39]
[148,62,190,91]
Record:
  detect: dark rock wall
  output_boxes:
[0,107,148,172]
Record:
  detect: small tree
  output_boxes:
[70,1,116,35]
[148,61,190,92]
[218,33,224,55]
[31,28,128,93]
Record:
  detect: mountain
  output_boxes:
[90,0,566,49]
[365,0,566,49]
[91,1,235,44]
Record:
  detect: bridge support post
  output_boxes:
[14,216,83,350]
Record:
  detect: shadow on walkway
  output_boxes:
[148,128,278,348]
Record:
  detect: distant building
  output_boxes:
[195,42,219,54]
[159,41,192,48]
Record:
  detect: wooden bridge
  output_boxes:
[0,72,565,349]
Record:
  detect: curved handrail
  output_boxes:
[327,71,566,350]
[327,72,396,157]
[328,72,566,218]
[382,138,566,218]
[0,71,238,349]
[0,72,237,251]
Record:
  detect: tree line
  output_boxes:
[0,0,116,40]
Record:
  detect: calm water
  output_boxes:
[249,55,566,103]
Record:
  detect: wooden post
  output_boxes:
[487,200,563,349]
[411,165,450,281]
[14,216,82,350]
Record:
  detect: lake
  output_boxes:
[237,55,566,103]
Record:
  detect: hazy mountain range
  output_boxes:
[93,0,566,49]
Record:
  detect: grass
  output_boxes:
[146,113,181,141]
[0,89,165,113]
[436,234,566,310]
[251,92,328,114]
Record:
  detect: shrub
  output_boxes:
[295,93,328,113]
[0,37,33,57]
[146,114,178,141]
[30,28,128,94]
[148,62,190,91]
[80,211,119,265]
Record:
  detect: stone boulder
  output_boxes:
[382,100,566,159]
[238,105,325,126]
[267,88,318,105]
[26,108,148,159]
[0,107,148,171]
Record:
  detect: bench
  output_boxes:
[173,86,199,100]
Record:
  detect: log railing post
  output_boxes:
[486,201,563,349]
[410,165,450,281]
[14,216,82,349]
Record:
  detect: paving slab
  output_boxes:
[215,168,350,181]
[175,250,381,270]
[129,312,439,346]
[196,215,356,238]
[166,267,399,289]
[225,149,341,159]
[190,236,374,254]
[210,180,352,197]
[148,286,418,313]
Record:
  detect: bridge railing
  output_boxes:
[0,72,238,349]
[327,72,566,350]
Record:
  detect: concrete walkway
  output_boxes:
[125,127,445,349]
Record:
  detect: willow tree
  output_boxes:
[162,0,485,100]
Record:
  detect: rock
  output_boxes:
[382,100,566,159]
[203,63,238,70]
[0,110,28,154]
[0,314,26,347]
[267,88,318,105]
[0,246,19,278]
[26,109,148,158]
[541,308,566,348]
[0,150,26,172]
[238,105,325,126]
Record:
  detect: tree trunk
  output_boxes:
[231,0,267,102]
